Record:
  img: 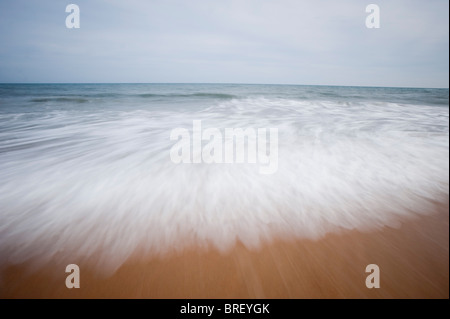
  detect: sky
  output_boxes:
[0,0,448,87]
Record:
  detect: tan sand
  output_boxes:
[1,203,448,299]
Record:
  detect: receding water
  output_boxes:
[0,83,448,272]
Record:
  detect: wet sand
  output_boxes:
[1,203,448,299]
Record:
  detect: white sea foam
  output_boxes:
[0,97,448,272]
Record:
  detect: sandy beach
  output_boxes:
[1,201,447,299]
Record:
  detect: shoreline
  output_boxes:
[1,203,448,299]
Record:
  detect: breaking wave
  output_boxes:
[0,88,448,273]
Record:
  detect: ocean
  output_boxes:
[0,83,448,272]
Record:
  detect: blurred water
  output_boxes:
[0,84,448,271]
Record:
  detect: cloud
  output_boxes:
[0,0,448,87]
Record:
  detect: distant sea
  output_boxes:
[0,83,448,271]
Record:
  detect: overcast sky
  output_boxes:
[0,0,448,87]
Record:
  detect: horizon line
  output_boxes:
[0,82,448,90]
